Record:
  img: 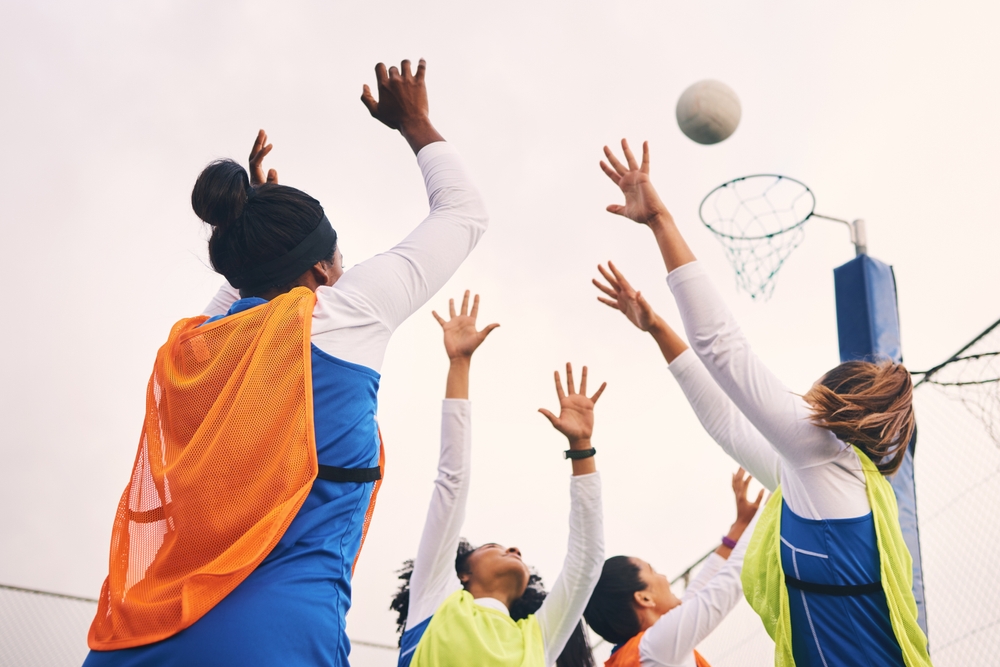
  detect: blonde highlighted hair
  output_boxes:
[803,360,915,474]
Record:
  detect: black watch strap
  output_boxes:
[564,447,597,460]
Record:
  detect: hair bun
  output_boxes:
[191,159,251,230]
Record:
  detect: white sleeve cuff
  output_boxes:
[665,260,707,292]
[667,347,700,376]
[416,140,457,168]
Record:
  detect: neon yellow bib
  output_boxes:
[410,590,546,667]
[741,446,932,666]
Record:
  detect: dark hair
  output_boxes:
[803,360,915,474]
[190,159,333,295]
[583,556,644,646]
[391,539,595,667]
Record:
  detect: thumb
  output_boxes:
[361,85,379,116]
[479,323,500,340]
[538,408,559,428]
[606,204,626,216]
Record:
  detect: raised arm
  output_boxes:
[640,511,760,666]
[600,141,842,468]
[535,365,606,665]
[330,59,489,331]
[405,293,499,630]
[592,262,781,490]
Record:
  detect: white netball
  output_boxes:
[675,80,742,145]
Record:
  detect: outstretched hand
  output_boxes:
[601,139,671,226]
[249,129,278,186]
[593,261,661,332]
[539,364,606,446]
[361,59,443,153]
[732,467,764,527]
[432,291,499,361]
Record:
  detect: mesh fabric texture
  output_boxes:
[89,288,318,650]
[741,446,932,666]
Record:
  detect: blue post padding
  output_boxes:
[833,254,929,639]
[834,255,901,364]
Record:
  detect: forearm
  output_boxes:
[400,118,445,155]
[649,213,697,273]
[648,315,689,364]
[407,400,472,629]
[445,358,470,399]
[714,519,751,559]
[537,473,604,665]
[567,438,597,476]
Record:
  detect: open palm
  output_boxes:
[432,291,499,360]
[539,364,606,445]
[592,261,658,332]
[601,139,670,225]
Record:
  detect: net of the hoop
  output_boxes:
[699,175,815,300]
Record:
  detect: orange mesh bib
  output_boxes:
[604,631,712,667]
[89,289,320,650]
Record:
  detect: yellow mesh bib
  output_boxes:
[411,590,546,667]
[741,446,932,666]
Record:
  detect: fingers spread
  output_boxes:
[470,293,480,318]
[591,381,607,403]
[580,365,588,395]
[622,138,639,170]
[460,290,470,317]
[554,370,565,400]
[388,65,401,81]
[641,141,650,174]
[565,362,576,395]
[375,62,389,88]
[600,161,622,185]
[597,263,620,290]
[401,59,413,79]
[432,310,446,326]
[416,58,427,81]
[607,261,633,292]
[603,145,628,176]
[448,298,456,319]
[592,278,617,298]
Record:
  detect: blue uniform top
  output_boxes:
[84,298,381,667]
[781,500,905,667]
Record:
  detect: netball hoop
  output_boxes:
[699,174,867,299]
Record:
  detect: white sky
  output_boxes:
[2,0,999,662]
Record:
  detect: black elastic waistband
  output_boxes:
[317,465,382,483]
[785,574,882,596]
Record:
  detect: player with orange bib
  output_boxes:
[83,59,489,667]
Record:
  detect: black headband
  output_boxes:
[227,215,337,296]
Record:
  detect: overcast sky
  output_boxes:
[2,1,999,663]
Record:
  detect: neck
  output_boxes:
[636,598,681,632]
[466,582,520,612]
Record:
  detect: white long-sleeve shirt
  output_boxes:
[407,400,605,667]
[637,514,758,667]
[202,141,489,373]
[667,261,869,520]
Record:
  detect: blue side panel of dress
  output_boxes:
[83,298,381,667]
[780,501,904,667]
[397,617,431,667]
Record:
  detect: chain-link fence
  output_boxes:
[5,320,998,666]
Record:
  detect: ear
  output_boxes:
[309,259,335,288]
[633,589,656,609]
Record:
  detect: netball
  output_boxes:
[675,80,742,145]
[3,4,999,667]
